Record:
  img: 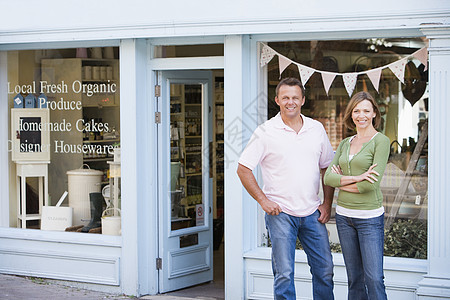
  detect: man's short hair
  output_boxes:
[275,78,305,98]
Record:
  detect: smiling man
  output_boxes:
[237,77,336,300]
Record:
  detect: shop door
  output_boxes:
[157,71,213,293]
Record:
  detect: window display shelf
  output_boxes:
[17,213,41,220]
[83,138,120,144]
[82,135,119,184]
[83,158,113,162]
[80,59,119,107]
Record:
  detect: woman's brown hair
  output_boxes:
[343,91,381,130]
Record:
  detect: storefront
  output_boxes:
[0,2,449,299]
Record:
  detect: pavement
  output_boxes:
[0,273,223,300]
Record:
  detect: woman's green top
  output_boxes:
[324,133,390,210]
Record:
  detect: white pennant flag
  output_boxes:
[278,55,292,77]
[297,64,315,86]
[389,58,407,84]
[260,44,276,67]
[343,73,358,97]
[413,47,428,71]
[321,72,337,95]
[366,68,382,93]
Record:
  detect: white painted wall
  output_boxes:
[1,0,448,32]
[244,248,427,299]
[0,1,449,45]
[0,228,122,292]
[0,2,449,299]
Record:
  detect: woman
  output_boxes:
[324,91,390,300]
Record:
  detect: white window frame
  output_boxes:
[249,34,429,271]
[0,40,120,237]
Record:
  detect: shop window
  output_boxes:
[262,38,428,259]
[6,47,121,235]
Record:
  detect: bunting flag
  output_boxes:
[343,73,358,97]
[366,68,382,92]
[321,72,337,96]
[413,47,428,71]
[278,56,292,78]
[259,43,428,98]
[260,44,276,67]
[388,58,407,84]
[298,64,315,86]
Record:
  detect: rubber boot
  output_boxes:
[81,192,103,232]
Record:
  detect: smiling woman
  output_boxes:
[324,91,390,299]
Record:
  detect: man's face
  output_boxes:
[275,85,305,119]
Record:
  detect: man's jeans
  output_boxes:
[265,210,334,300]
[335,213,387,300]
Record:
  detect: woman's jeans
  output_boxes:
[265,211,334,300]
[335,213,387,300]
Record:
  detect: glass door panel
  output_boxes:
[170,83,204,231]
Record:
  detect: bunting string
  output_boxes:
[260,43,428,97]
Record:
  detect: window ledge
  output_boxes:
[384,256,427,273]
[0,227,121,247]
[244,247,345,265]
[244,247,428,273]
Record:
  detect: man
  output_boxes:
[237,77,335,300]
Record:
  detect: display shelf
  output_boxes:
[81,59,120,107]
[83,138,120,144]
[17,213,41,220]
[186,172,202,176]
[83,158,113,162]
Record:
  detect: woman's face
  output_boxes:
[352,99,376,130]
